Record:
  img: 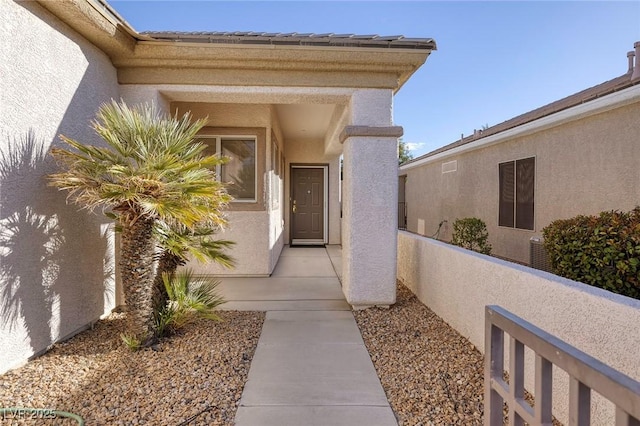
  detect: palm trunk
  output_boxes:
[152,250,182,312]
[120,216,156,343]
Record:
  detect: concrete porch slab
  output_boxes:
[279,246,329,257]
[217,277,344,301]
[271,254,336,277]
[325,244,343,281]
[214,246,348,311]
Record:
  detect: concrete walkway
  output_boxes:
[217,246,397,426]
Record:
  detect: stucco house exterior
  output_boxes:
[0,0,435,373]
[399,42,640,266]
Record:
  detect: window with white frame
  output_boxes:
[197,136,257,202]
[499,157,535,230]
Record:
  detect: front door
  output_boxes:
[291,167,326,244]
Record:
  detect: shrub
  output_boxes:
[542,207,640,299]
[155,269,226,338]
[451,217,492,254]
[120,334,141,351]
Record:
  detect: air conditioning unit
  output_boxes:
[530,237,553,272]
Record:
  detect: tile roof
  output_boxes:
[140,31,437,50]
[403,71,640,165]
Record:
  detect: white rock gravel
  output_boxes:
[0,311,264,425]
[353,282,485,426]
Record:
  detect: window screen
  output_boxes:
[195,136,257,202]
[515,157,535,230]
[499,161,515,227]
[221,139,256,201]
[499,157,535,230]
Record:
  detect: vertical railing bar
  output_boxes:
[509,336,525,426]
[485,309,505,426]
[404,202,407,230]
[615,407,640,426]
[569,377,591,426]
[535,354,553,425]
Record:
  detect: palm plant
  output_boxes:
[152,221,234,311]
[49,101,231,344]
[155,269,225,338]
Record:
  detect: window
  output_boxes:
[499,157,535,230]
[197,136,257,202]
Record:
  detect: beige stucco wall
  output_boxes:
[402,99,640,264]
[0,1,120,373]
[187,211,271,276]
[119,85,170,114]
[397,231,640,425]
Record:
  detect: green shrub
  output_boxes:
[155,269,226,338]
[542,207,640,299]
[451,217,492,255]
[120,334,141,351]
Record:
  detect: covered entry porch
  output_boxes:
[122,84,407,307]
[116,32,436,308]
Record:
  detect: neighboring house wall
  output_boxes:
[402,91,640,264]
[0,1,119,373]
[397,231,640,425]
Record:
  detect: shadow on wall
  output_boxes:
[1,0,122,366]
[0,131,114,357]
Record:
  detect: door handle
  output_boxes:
[292,200,297,213]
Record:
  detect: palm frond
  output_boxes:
[157,270,225,335]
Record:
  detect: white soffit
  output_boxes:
[276,104,336,140]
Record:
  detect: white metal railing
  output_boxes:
[484,305,640,426]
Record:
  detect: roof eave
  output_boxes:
[36,0,137,58]
[36,0,434,92]
[117,40,433,91]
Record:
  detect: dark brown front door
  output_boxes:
[291,167,325,242]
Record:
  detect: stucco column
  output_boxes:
[340,90,401,307]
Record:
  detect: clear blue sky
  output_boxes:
[110,1,640,157]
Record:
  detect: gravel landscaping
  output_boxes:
[0,311,264,425]
[2,281,561,425]
[354,282,485,426]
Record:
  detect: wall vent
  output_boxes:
[442,160,457,174]
[530,237,552,272]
